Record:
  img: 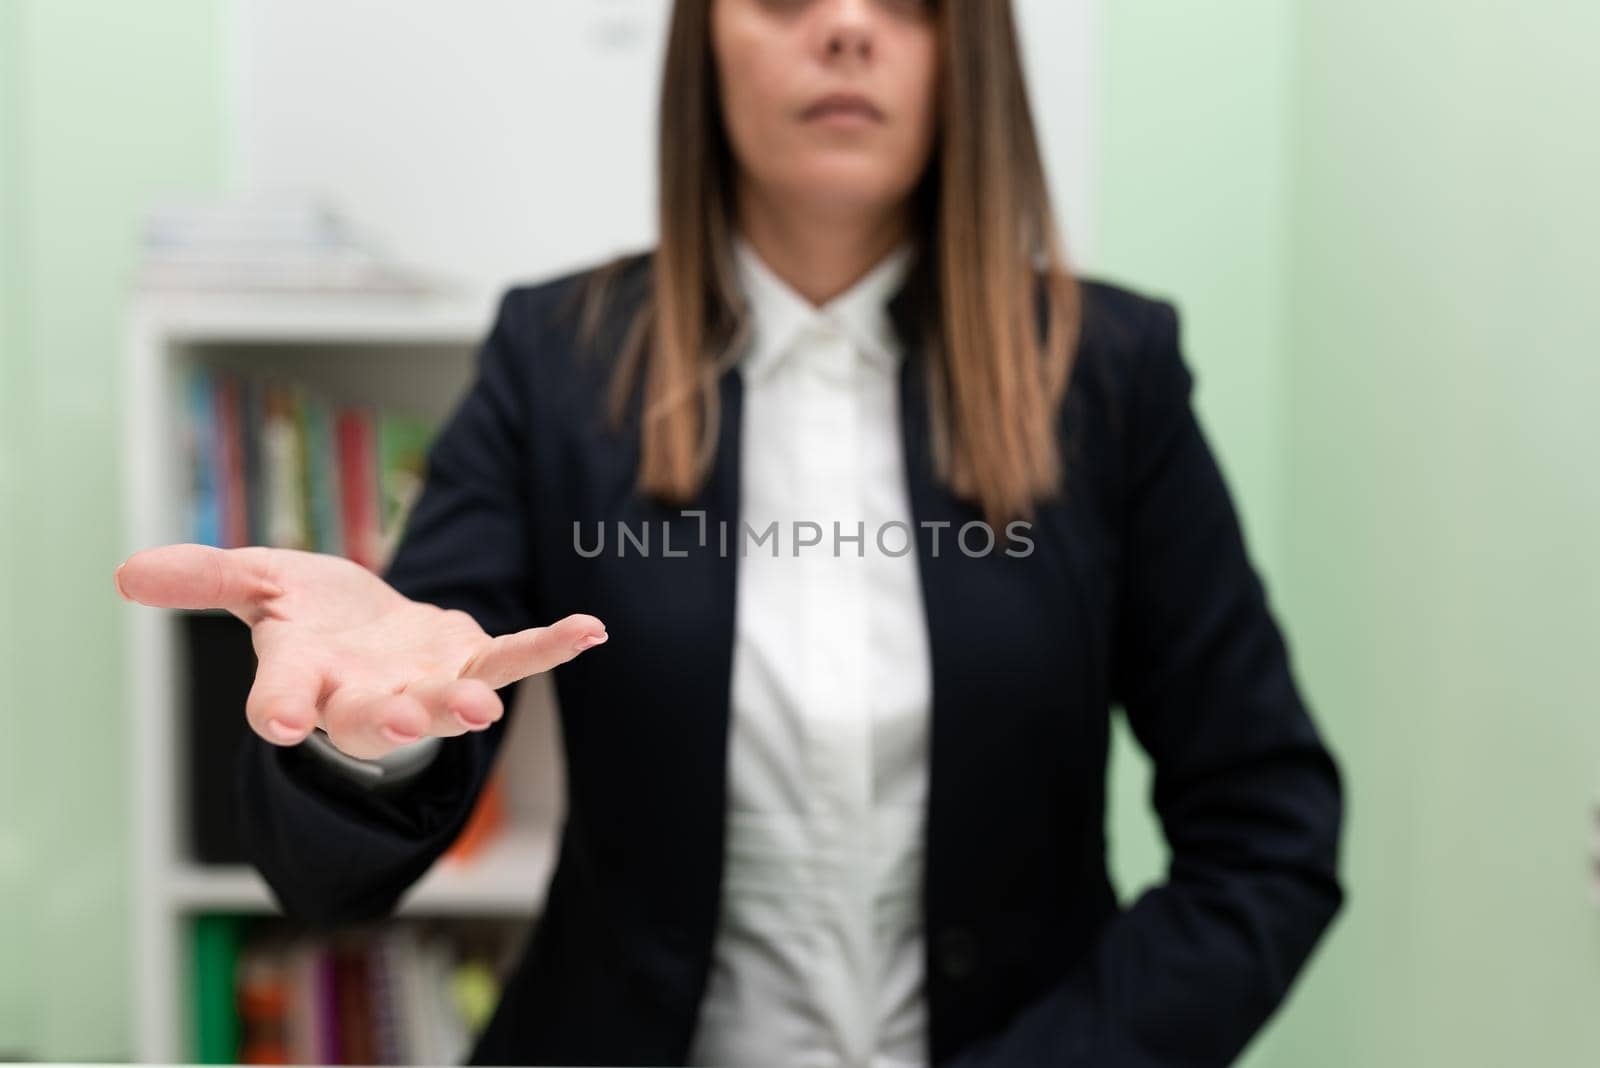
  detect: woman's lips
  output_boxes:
[801,92,885,123]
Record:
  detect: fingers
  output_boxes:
[245,656,326,747]
[233,599,605,760]
[115,544,283,618]
[248,658,493,760]
[319,683,432,761]
[399,675,504,737]
[458,613,608,690]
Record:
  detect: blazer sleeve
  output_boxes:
[947,298,1346,1066]
[235,287,542,928]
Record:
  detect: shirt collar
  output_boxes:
[732,232,915,382]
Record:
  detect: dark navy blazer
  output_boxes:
[237,247,1344,1067]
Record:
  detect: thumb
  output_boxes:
[115,544,283,616]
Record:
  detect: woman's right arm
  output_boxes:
[115,287,604,929]
[236,288,554,925]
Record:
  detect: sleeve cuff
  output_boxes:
[296,728,443,793]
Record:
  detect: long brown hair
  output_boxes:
[571,0,1082,529]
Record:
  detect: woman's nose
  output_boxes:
[826,29,871,61]
[819,0,874,62]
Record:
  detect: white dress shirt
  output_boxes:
[685,234,933,1068]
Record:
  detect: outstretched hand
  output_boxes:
[114,544,606,760]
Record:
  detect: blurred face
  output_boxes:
[711,0,939,224]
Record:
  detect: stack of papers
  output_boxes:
[135,193,438,295]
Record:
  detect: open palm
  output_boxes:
[114,543,606,760]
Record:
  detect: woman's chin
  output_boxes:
[773,171,916,220]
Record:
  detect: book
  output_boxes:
[185,366,433,567]
[336,405,384,570]
[377,411,435,570]
[236,940,292,1064]
[186,366,220,547]
[302,391,346,557]
[213,920,516,1065]
[240,375,268,546]
[192,914,243,1064]
[263,380,309,550]
[282,940,323,1066]
[216,374,249,549]
[443,767,507,866]
[333,941,376,1066]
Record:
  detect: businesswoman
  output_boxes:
[114,0,1345,1064]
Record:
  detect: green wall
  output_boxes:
[0,0,28,1056]
[1092,0,1298,576]
[1095,1,1600,1065]
[1089,5,1315,1065]
[0,0,228,1058]
[1282,1,1600,1063]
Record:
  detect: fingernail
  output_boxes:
[573,632,608,652]
[114,563,130,601]
[455,708,493,730]
[381,725,422,746]
[265,718,302,744]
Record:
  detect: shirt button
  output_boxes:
[935,926,980,981]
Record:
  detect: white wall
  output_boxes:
[229,0,1098,300]
[1014,0,1101,268]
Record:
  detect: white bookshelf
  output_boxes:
[119,289,567,1064]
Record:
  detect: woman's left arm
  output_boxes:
[948,297,1346,1067]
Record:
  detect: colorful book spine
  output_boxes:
[240,375,268,546]
[211,921,513,1065]
[368,933,405,1065]
[185,366,435,567]
[334,942,376,1066]
[192,913,242,1064]
[215,374,248,548]
[263,380,309,550]
[336,405,382,571]
[303,392,346,556]
[187,366,220,547]
[377,411,435,570]
[236,941,291,1064]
